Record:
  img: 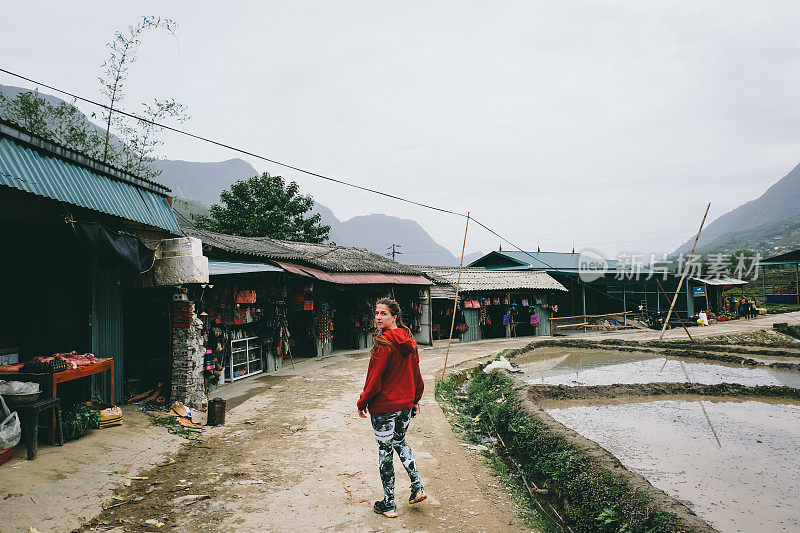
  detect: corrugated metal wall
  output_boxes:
[462,308,482,342]
[91,257,124,402]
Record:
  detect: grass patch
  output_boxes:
[765,303,800,314]
[785,326,800,340]
[435,372,556,532]
[439,369,689,532]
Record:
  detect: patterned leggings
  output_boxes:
[370,409,423,505]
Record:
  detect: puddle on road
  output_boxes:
[516,348,800,388]
[546,399,800,532]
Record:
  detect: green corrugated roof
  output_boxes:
[0,129,180,234]
[469,250,624,273]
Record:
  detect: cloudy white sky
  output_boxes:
[2,2,799,259]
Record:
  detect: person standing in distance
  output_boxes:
[358,298,426,518]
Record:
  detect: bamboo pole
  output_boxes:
[660,203,710,339]
[656,279,693,341]
[440,212,470,380]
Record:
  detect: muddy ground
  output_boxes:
[5,311,797,532]
[75,338,537,533]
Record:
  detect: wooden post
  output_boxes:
[440,212,470,380]
[656,279,693,341]
[581,284,587,333]
[660,203,710,339]
[506,291,512,338]
[622,283,627,326]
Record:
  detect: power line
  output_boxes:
[0,68,680,304]
[386,243,402,261]
[0,67,464,218]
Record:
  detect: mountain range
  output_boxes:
[675,162,800,257]
[0,83,479,266]
[4,83,798,261]
[154,158,480,266]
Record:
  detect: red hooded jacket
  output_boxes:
[357,327,424,414]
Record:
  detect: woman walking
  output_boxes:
[357,298,426,518]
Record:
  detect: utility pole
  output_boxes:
[386,244,402,261]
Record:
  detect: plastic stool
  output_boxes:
[16,397,64,460]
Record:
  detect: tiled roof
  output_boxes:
[418,266,568,292]
[184,227,422,274]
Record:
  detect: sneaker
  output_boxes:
[409,487,427,504]
[373,500,398,518]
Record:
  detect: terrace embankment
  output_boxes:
[525,382,800,402]
[437,368,715,532]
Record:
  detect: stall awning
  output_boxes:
[208,260,284,276]
[0,133,180,233]
[275,261,432,285]
[430,284,458,299]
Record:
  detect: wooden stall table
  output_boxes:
[0,358,114,443]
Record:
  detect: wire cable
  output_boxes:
[0,67,688,305]
[0,67,464,218]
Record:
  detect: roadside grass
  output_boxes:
[437,363,685,533]
[765,303,800,314]
[435,366,557,533]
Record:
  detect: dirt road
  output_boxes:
[78,337,536,532]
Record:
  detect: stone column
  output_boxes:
[171,298,206,409]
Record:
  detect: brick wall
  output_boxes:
[171,299,206,409]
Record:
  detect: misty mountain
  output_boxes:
[156,158,471,265]
[153,158,259,206]
[0,84,474,266]
[675,162,800,256]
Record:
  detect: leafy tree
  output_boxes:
[0,15,187,181]
[118,98,189,179]
[99,15,178,162]
[195,172,331,243]
[0,91,106,159]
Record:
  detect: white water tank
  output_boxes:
[152,237,209,286]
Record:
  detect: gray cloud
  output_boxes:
[2,1,799,259]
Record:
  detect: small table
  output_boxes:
[0,359,114,443]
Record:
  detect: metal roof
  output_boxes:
[690,276,747,286]
[275,261,431,285]
[208,260,284,276]
[0,128,180,233]
[185,227,423,274]
[469,250,621,272]
[419,267,567,292]
[762,249,800,265]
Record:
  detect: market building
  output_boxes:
[0,119,207,408]
[182,227,433,385]
[418,266,567,341]
[467,250,733,328]
[761,249,800,304]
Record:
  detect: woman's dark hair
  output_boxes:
[370,298,411,354]
[376,298,405,329]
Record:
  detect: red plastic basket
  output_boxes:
[0,446,16,467]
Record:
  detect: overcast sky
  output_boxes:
[2,2,799,259]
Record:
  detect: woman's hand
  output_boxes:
[411,403,419,417]
[358,409,367,418]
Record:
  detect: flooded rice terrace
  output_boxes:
[517,348,800,389]
[546,399,800,532]
[516,346,800,532]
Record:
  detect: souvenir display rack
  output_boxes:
[229,334,262,381]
